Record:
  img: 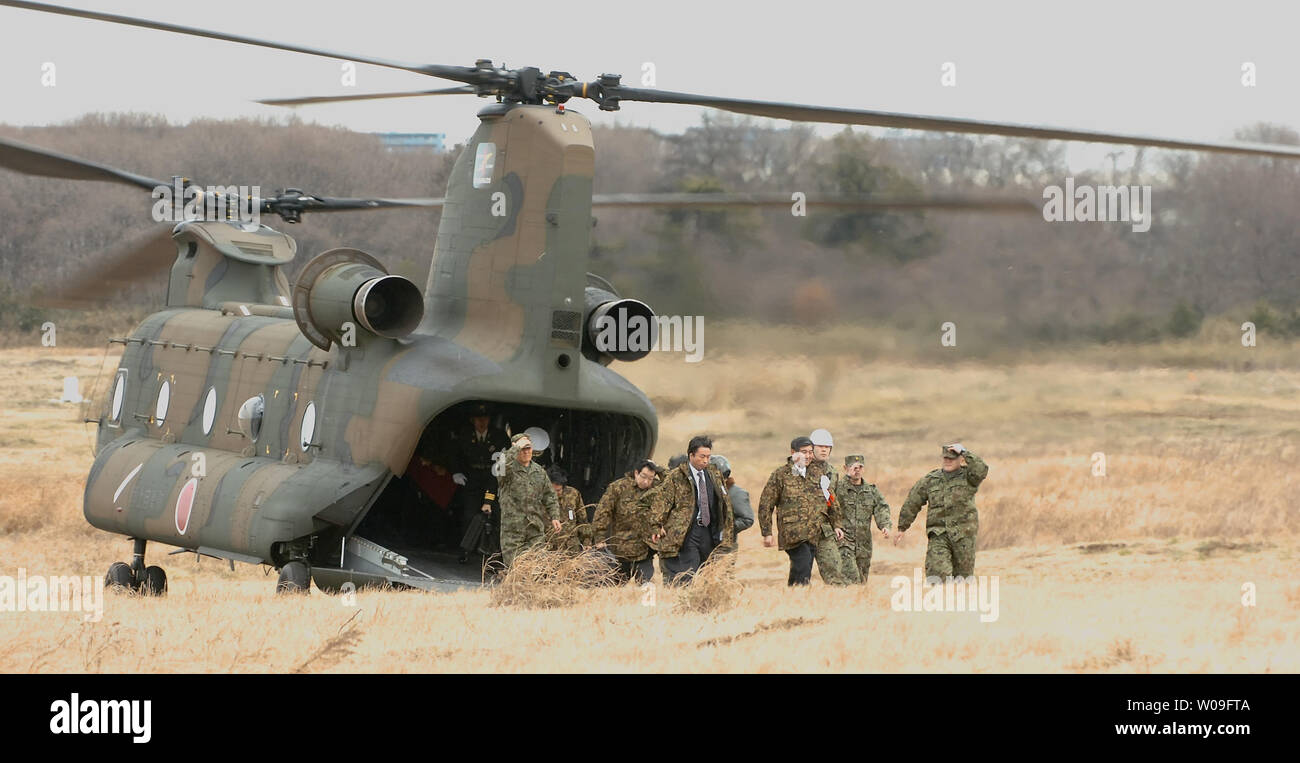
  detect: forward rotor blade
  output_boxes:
[267,196,444,214]
[609,87,1300,160]
[32,226,176,309]
[0,1,478,84]
[257,87,476,107]
[0,136,164,191]
[591,193,1038,213]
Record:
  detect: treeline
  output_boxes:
[2,112,1300,347]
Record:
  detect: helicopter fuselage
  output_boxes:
[88,300,656,570]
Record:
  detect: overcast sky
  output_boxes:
[2,0,1299,164]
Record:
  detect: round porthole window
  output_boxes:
[202,387,218,435]
[109,370,126,425]
[237,394,265,442]
[155,381,171,427]
[300,401,316,452]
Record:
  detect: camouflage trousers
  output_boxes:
[838,539,872,584]
[813,523,855,585]
[501,525,546,568]
[924,531,976,579]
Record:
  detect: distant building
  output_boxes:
[375,132,446,153]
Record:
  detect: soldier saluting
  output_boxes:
[895,443,988,580]
[497,433,563,568]
[758,436,844,586]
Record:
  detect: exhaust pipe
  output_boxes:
[583,286,656,364]
[293,248,424,350]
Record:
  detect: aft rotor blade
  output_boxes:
[591,193,1038,213]
[609,87,1300,160]
[0,136,164,191]
[257,87,476,107]
[0,1,479,84]
[32,227,176,309]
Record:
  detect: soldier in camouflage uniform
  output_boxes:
[643,436,735,586]
[834,454,892,585]
[497,433,564,567]
[591,459,660,583]
[896,443,988,580]
[548,466,591,554]
[758,436,844,586]
[808,428,850,584]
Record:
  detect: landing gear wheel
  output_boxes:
[141,565,167,596]
[276,561,310,594]
[105,561,133,591]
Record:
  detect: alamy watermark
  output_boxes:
[592,309,705,363]
[151,179,261,225]
[1043,178,1152,232]
[0,568,104,622]
[50,693,151,743]
[890,569,1000,623]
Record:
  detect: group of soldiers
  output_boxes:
[754,430,988,586]
[405,404,989,587]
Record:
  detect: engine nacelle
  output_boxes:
[293,248,424,350]
[583,285,656,365]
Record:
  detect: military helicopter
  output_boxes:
[4,0,1300,596]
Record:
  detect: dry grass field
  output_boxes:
[0,326,1297,673]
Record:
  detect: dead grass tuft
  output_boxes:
[1068,637,1140,671]
[674,553,744,614]
[489,547,620,609]
[294,610,364,673]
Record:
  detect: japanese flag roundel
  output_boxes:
[175,477,198,535]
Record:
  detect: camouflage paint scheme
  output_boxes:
[85,104,657,574]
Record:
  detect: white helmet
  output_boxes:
[523,426,550,453]
[809,428,834,447]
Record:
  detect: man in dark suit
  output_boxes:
[449,402,510,563]
[643,435,735,585]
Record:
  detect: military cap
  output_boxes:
[470,402,493,417]
[941,445,962,459]
[843,454,865,467]
[790,436,814,451]
[511,432,532,445]
[709,454,732,477]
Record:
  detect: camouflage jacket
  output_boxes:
[498,445,562,539]
[550,485,592,549]
[758,461,843,550]
[897,452,988,540]
[591,473,660,561]
[640,463,735,558]
[833,476,891,548]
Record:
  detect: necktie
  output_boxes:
[696,470,710,526]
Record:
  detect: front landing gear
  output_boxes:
[276,561,310,594]
[104,538,168,596]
